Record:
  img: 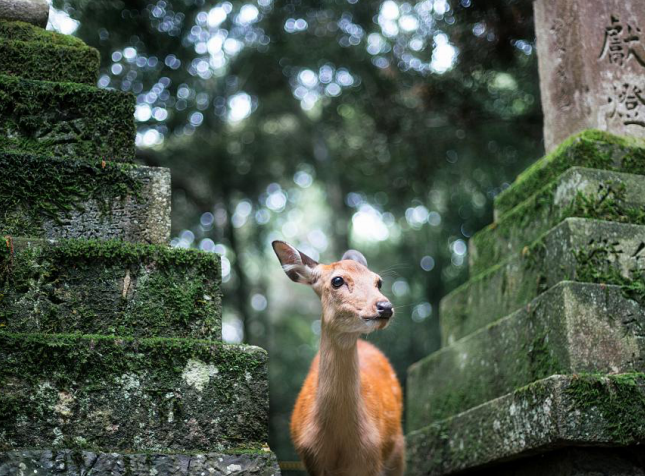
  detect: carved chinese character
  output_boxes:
[607,82,645,127]
[599,15,645,68]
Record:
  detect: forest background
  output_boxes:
[49,0,542,464]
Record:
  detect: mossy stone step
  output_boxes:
[469,167,645,276]
[1,152,170,244]
[0,332,268,452]
[0,238,221,339]
[408,282,645,431]
[442,218,645,345]
[0,449,281,476]
[494,130,645,219]
[0,37,99,84]
[406,373,645,476]
[0,20,86,47]
[0,74,134,162]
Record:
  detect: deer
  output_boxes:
[272,240,405,476]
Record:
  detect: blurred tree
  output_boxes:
[52,0,542,466]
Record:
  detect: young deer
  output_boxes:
[272,241,405,476]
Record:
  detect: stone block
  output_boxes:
[0,238,221,340]
[443,218,645,344]
[467,447,645,476]
[534,0,645,151]
[0,449,282,476]
[0,152,171,244]
[406,373,645,476]
[0,0,48,27]
[494,130,645,219]
[0,38,99,84]
[470,166,645,276]
[0,333,268,452]
[408,282,645,431]
[0,74,135,162]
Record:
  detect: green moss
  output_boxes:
[574,240,645,305]
[566,373,645,444]
[0,38,99,84]
[0,74,135,162]
[495,130,645,216]
[0,238,222,339]
[472,175,645,276]
[0,153,142,236]
[0,20,86,47]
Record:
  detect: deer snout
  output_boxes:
[376,301,393,319]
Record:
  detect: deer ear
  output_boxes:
[341,249,368,268]
[272,241,319,284]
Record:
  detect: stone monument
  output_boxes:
[405,0,645,474]
[0,2,280,474]
[535,0,645,151]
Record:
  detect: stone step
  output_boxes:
[0,238,221,340]
[406,373,645,476]
[469,166,645,276]
[442,218,645,345]
[0,74,134,162]
[0,152,171,244]
[0,449,281,476]
[493,130,645,219]
[0,20,99,84]
[0,332,268,452]
[408,282,645,431]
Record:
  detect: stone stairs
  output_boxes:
[0,17,279,476]
[405,130,645,475]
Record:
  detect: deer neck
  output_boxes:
[314,322,364,437]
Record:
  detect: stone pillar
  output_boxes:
[535,0,645,151]
[404,0,645,474]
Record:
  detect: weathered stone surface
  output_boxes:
[0,74,135,162]
[406,373,645,476]
[1,153,171,244]
[494,130,645,219]
[535,0,645,151]
[0,0,48,27]
[0,238,221,339]
[470,166,645,276]
[443,218,645,344]
[409,282,645,430]
[0,38,99,84]
[0,449,282,476]
[0,333,268,452]
[467,447,645,476]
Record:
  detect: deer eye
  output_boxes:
[377,279,383,289]
[331,277,344,288]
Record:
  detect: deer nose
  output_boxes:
[376,301,393,319]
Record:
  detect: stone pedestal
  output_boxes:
[0,14,280,476]
[535,0,645,151]
[405,131,645,475]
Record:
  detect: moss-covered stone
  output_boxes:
[0,20,86,47]
[470,167,645,276]
[408,282,645,430]
[0,38,99,84]
[0,74,134,162]
[0,332,268,452]
[442,218,645,344]
[494,130,645,218]
[0,448,282,476]
[406,373,645,476]
[0,238,221,339]
[0,152,171,244]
